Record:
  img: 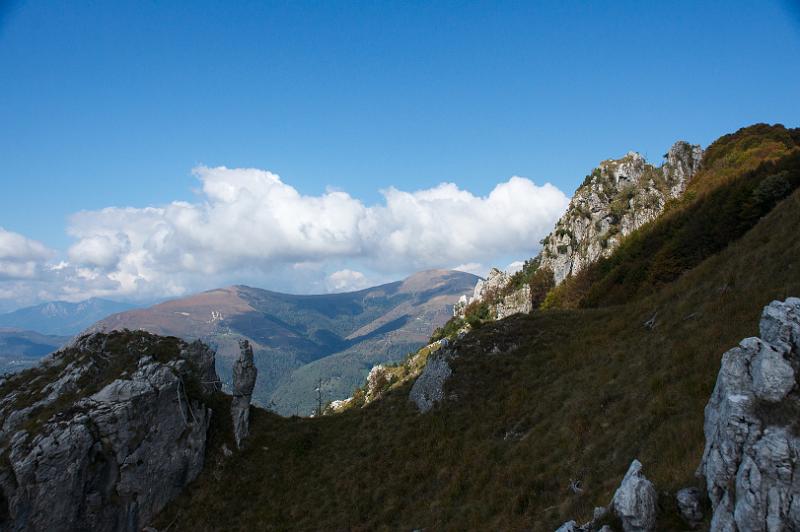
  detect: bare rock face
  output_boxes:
[454,268,510,318]
[556,460,655,531]
[611,460,657,532]
[473,268,509,301]
[0,331,218,532]
[231,339,257,449]
[496,285,532,319]
[409,349,453,413]
[539,142,703,285]
[364,364,393,403]
[698,297,800,530]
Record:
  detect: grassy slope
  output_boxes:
[156,176,800,530]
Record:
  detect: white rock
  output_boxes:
[698,298,800,530]
[409,350,453,413]
[611,459,657,532]
[539,142,703,285]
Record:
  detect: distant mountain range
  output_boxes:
[0,298,135,336]
[87,269,478,414]
[0,329,70,374]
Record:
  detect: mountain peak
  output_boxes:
[538,139,703,284]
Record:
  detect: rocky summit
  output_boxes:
[539,141,703,284]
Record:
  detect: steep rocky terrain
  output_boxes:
[450,140,703,324]
[449,124,799,324]
[539,141,703,284]
[0,330,228,531]
[87,270,477,415]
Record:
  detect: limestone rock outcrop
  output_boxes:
[611,460,657,532]
[365,364,390,400]
[539,141,703,284]
[0,331,218,532]
[453,266,534,322]
[409,349,454,413]
[556,459,656,532]
[453,268,510,318]
[231,339,257,449]
[496,285,532,319]
[452,141,703,324]
[698,297,800,530]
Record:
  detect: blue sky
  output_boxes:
[0,1,799,308]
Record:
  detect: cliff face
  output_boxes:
[450,140,703,323]
[539,141,703,284]
[699,297,800,530]
[0,331,220,532]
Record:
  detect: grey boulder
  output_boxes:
[611,460,657,532]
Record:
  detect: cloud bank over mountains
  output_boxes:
[0,228,55,281]
[0,167,569,306]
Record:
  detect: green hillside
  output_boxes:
[154,125,800,530]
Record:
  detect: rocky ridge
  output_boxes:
[0,331,221,532]
[540,141,703,284]
[452,267,533,321]
[451,141,703,324]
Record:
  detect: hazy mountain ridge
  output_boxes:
[0,298,134,335]
[86,269,478,414]
[0,329,70,374]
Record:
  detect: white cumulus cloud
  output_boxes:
[0,227,54,280]
[2,166,569,303]
[325,269,370,293]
